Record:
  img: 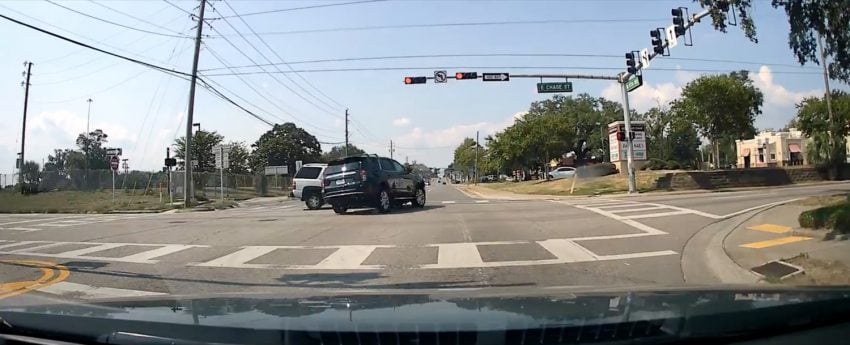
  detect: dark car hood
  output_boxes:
[2,287,850,333]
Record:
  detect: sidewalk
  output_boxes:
[723,202,850,284]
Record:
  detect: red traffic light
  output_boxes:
[404,76,427,85]
[455,72,478,80]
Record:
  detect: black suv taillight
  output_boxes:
[360,169,367,181]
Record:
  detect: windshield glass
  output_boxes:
[1,0,849,341]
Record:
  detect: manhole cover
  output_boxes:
[751,260,803,280]
[258,218,277,222]
[169,221,187,224]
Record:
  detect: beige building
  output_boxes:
[736,129,807,168]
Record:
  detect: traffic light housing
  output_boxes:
[672,8,686,37]
[650,29,665,54]
[625,52,637,74]
[455,72,478,80]
[404,76,427,84]
[616,132,626,141]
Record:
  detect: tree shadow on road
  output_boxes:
[53,261,531,291]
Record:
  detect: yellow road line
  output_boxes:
[747,223,792,234]
[0,260,70,300]
[740,236,812,249]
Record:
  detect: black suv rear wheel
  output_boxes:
[413,187,426,208]
[376,188,391,214]
[332,204,348,214]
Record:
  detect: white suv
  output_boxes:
[292,164,327,210]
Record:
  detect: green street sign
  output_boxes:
[625,75,643,92]
[536,82,573,93]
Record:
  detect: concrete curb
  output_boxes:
[681,212,766,285]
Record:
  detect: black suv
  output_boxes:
[322,154,426,214]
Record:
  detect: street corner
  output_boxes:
[0,260,69,300]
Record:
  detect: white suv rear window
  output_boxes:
[294,167,322,179]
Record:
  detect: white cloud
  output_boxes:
[750,66,820,129]
[601,80,682,113]
[386,113,521,167]
[392,117,411,127]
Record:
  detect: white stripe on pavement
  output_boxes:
[314,246,380,269]
[441,201,456,204]
[607,206,667,213]
[537,239,597,262]
[624,210,690,219]
[475,200,490,203]
[38,282,165,299]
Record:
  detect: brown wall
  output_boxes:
[654,166,844,190]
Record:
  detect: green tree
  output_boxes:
[794,91,850,165]
[75,129,109,170]
[225,141,251,174]
[321,144,366,162]
[21,160,40,184]
[643,107,701,168]
[698,0,850,83]
[671,71,761,169]
[249,123,322,174]
[43,149,74,175]
[173,130,225,173]
[452,138,478,179]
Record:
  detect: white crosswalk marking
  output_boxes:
[607,206,666,213]
[314,246,380,269]
[537,239,597,262]
[625,210,690,219]
[0,241,204,264]
[432,243,484,268]
[194,246,278,268]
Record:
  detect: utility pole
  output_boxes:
[184,0,206,207]
[167,147,173,204]
[19,61,32,194]
[85,98,92,185]
[389,140,394,159]
[344,108,349,157]
[475,130,479,185]
[619,75,637,194]
[818,33,838,172]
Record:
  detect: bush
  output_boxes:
[666,161,682,170]
[644,159,668,170]
[576,163,617,178]
[828,208,850,233]
[799,202,850,232]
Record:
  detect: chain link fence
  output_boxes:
[30,169,287,201]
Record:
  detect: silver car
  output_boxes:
[548,166,576,180]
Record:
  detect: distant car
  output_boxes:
[323,154,426,214]
[292,163,327,210]
[548,166,576,180]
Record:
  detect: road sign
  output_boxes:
[639,48,650,69]
[536,82,573,93]
[164,158,177,167]
[665,25,678,48]
[434,70,447,83]
[482,73,509,82]
[625,75,643,92]
[295,160,303,172]
[106,148,122,156]
[213,145,232,169]
[264,165,288,176]
[110,156,119,171]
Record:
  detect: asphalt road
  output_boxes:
[1,181,848,301]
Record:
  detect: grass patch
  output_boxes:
[480,172,663,196]
[0,190,171,213]
[783,254,850,285]
[211,200,238,209]
[793,194,850,207]
[798,196,850,233]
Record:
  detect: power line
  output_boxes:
[222,0,347,110]
[213,0,387,18]
[199,53,819,72]
[32,69,156,104]
[162,0,193,16]
[87,1,189,36]
[208,18,668,37]
[44,0,192,39]
[203,44,340,136]
[0,13,192,78]
[204,12,334,116]
[201,65,824,76]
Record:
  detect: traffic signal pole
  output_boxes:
[619,79,637,193]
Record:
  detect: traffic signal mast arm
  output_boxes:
[621,7,712,83]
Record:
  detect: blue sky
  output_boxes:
[0,0,843,175]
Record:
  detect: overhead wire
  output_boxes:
[199,53,820,72]
[202,44,342,138]
[87,0,191,36]
[161,0,193,16]
[0,4,183,67]
[0,13,191,78]
[213,0,387,18]
[44,0,193,39]
[221,0,347,110]
[209,18,669,37]
[206,4,341,118]
[200,65,824,76]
